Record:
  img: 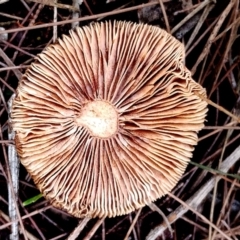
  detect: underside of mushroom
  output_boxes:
[11,21,208,218]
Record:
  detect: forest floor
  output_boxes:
[0,0,240,239]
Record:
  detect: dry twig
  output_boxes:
[123,209,142,240]
[83,218,105,240]
[146,145,240,240]
[191,0,235,74]
[26,0,80,11]
[67,218,90,240]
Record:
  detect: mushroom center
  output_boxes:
[75,100,118,138]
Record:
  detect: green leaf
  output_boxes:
[23,193,43,207]
[189,161,240,180]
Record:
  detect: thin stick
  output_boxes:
[72,0,81,29]
[199,121,237,141]
[83,0,93,15]
[20,0,31,11]
[185,3,214,50]
[181,216,207,233]
[0,1,172,35]
[174,3,200,15]
[215,0,239,83]
[0,127,28,240]
[171,0,213,34]
[1,39,36,58]
[128,214,138,240]
[53,1,57,42]
[209,0,239,97]
[149,203,173,237]
[209,60,240,97]
[212,16,240,43]
[49,233,68,240]
[0,12,23,20]
[209,130,230,239]
[186,17,218,56]
[221,220,238,240]
[105,215,128,235]
[0,87,8,114]
[7,95,20,240]
[168,192,232,240]
[203,126,240,130]
[68,218,90,240]
[146,145,240,240]
[196,93,240,123]
[0,77,15,94]
[191,0,234,74]
[212,179,237,239]
[0,65,29,72]
[0,140,14,143]
[27,0,80,11]
[0,210,38,240]
[102,218,105,240]
[0,47,22,80]
[214,225,240,239]
[158,0,170,33]
[3,3,38,52]
[83,218,105,240]
[123,208,142,240]
[0,205,52,230]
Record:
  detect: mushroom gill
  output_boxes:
[11,21,208,218]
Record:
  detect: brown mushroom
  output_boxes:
[11,21,208,218]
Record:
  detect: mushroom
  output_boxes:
[11,21,208,218]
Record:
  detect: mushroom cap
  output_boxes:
[11,21,208,218]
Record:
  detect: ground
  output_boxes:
[0,0,240,239]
